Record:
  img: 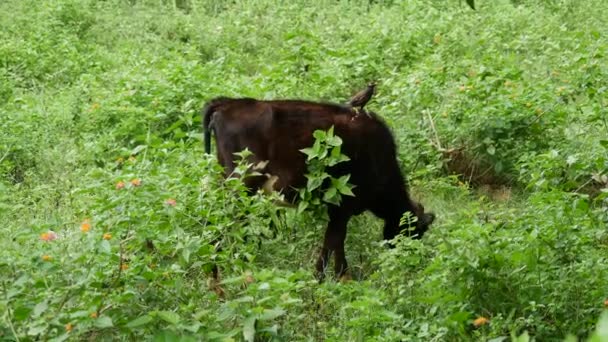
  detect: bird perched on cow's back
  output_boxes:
[348,82,376,117]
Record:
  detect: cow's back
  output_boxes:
[206,98,407,207]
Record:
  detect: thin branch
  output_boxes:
[425,110,443,150]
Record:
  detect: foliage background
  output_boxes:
[0,0,607,340]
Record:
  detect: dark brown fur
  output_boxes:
[203,97,435,280]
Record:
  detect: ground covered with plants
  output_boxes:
[1,0,607,340]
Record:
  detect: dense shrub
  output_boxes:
[1,0,607,340]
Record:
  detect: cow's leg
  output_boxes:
[315,207,351,281]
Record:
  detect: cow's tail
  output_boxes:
[202,97,229,154]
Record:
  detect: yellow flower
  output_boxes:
[115,181,125,190]
[103,233,112,240]
[130,178,142,187]
[473,316,489,327]
[121,263,129,271]
[128,156,136,163]
[65,323,73,332]
[116,157,124,164]
[604,299,608,307]
[81,219,91,233]
[164,198,177,207]
[90,312,98,319]
[42,255,52,261]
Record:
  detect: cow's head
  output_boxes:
[410,202,435,239]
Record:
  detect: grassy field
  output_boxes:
[1,0,607,340]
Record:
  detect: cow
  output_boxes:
[202,97,435,280]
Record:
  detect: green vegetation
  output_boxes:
[1,0,607,340]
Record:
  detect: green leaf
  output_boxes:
[27,323,48,336]
[157,311,181,325]
[600,140,608,149]
[306,175,325,192]
[297,201,308,214]
[486,145,496,156]
[182,248,190,263]
[126,314,154,328]
[299,147,314,158]
[243,316,256,342]
[94,316,114,328]
[131,144,147,155]
[13,305,32,321]
[33,301,48,318]
[260,308,286,321]
[466,0,475,10]
[323,187,339,205]
[99,240,111,254]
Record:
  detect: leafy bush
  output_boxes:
[1,0,608,340]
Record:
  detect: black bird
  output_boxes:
[348,82,376,117]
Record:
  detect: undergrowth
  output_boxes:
[1,0,607,341]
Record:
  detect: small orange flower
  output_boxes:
[81,219,91,233]
[604,299,608,307]
[90,312,98,319]
[90,103,100,111]
[103,233,112,240]
[42,255,52,261]
[130,178,142,187]
[116,181,125,190]
[121,263,129,271]
[473,316,489,327]
[65,323,73,332]
[164,198,177,207]
[40,231,58,242]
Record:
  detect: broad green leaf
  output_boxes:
[94,316,114,328]
[126,315,154,328]
[33,301,48,317]
[27,324,48,336]
[466,0,475,10]
[243,316,256,342]
[157,311,181,325]
[260,308,286,321]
